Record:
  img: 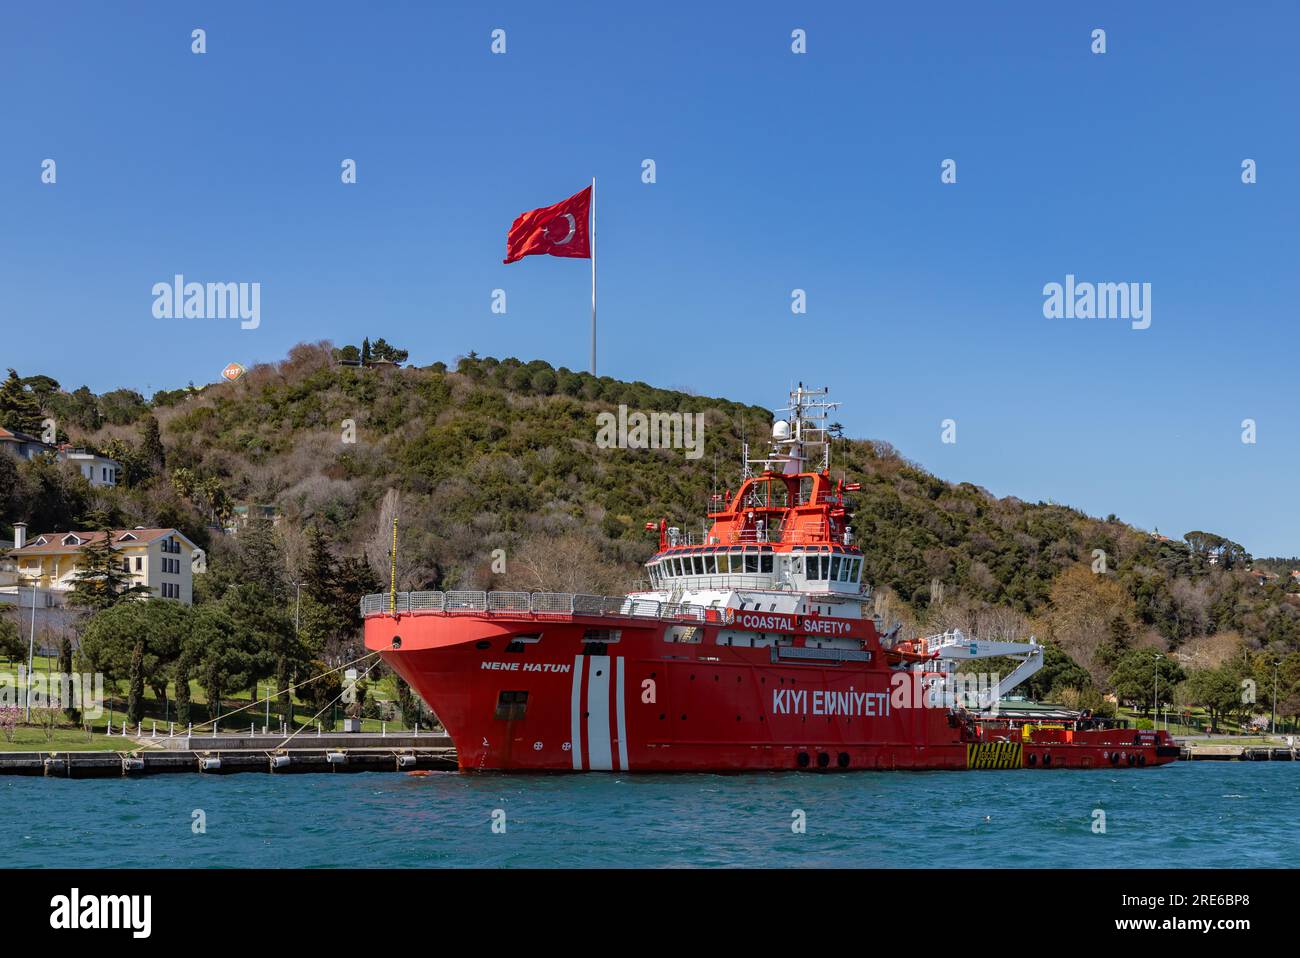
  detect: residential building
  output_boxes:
[0,427,50,461]
[0,428,120,487]
[5,523,197,604]
[56,446,120,487]
[226,503,281,534]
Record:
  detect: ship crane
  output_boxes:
[918,629,1044,710]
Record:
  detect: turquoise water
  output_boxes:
[2,763,1295,868]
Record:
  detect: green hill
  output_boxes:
[3,344,1299,724]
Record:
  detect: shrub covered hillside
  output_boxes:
[2,342,1299,724]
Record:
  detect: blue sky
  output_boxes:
[2,2,1297,554]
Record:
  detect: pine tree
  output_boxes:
[139,415,166,475]
[361,338,372,366]
[66,532,151,611]
[127,640,145,726]
[0,368,43,434]
[58,633,79,723]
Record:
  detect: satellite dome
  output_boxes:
[772,420,792,441]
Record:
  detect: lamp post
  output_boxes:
[22,574,37,721]
[1272,660,1280,736]
[292,581,303,635]
[1153,653,1160,727]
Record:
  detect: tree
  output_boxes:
[77,600,190,726]
[189,605,258,725]
[58,629,78,723]
[1187,667,1243,734]
[1034,565,1136,689]
[370,338,408,364]
[1109,648,1185,714]
[0,369,43,434]
[0,614,23,663]
[65,533,152,611]
[16,456,92,538]
[1093,614,1133,671]
[139,415,166,476]
[220,582,305,727]
[361,338,372,366]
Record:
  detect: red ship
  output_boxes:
[363,385,1179,772]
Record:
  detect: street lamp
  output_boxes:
[1153,653,1161,728]
[20,574,37,721]
[1272,660,1280,736]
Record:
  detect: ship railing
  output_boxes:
[408,591,445,612]
[362,591,709,623]
[441,591,485,611]
[486,592,530,612]
[530,592,577,615]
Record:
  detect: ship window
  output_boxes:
[705,554,716,574]
[744,553,758,574]
[494,690,528,721]
[831,556,843,581]
[690,556,702,575]
[716,553,730,573]
[674,558,684,577]
[760,554,773,573]
[851,559,861,581]
[791,556,803,575]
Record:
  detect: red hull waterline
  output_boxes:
[365,386,1179,773]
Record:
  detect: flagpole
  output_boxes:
[589,176,597,375]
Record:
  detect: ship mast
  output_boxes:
[749,383,840,475]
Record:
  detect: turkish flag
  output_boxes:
[503,186,592,264]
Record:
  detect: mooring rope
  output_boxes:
[264,655,385,753]
[131,649,384,752]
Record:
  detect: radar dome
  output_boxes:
[772,420,792,441]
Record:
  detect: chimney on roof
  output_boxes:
[13,522,26,549]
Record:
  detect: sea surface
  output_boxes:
[2,762,1294,868]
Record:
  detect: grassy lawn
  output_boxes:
[2,656,429,751]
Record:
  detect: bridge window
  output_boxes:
[760,554,773,573]
[744,553,758,574]
[831,556,843,581]
[704,554,716,574]
[716,553,730,573]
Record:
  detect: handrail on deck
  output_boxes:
[361,591,709,623]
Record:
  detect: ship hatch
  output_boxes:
[494,690,528,721]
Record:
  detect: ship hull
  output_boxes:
[365,609,1178,772]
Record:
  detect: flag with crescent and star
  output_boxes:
[503,185,592,264]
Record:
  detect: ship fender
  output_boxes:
[1027,752,1038,766]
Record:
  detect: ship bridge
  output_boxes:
[643,384,865,600]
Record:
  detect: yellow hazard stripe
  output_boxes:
[966,742,1024,769]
